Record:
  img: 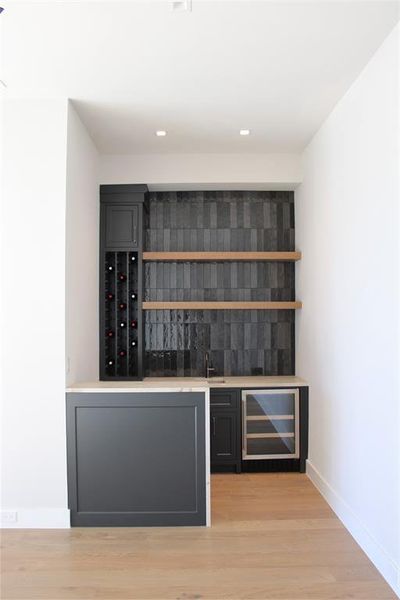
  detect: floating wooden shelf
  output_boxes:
[143,251,301,262]
[142,301,302,310]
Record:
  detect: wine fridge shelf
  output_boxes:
[102,251,139,379]
[246,415,294,421]
[247,433,295,439]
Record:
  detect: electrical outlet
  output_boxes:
[1,511,17,524]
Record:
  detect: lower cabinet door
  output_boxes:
[211,411,238,463]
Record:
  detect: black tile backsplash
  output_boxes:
[144,262,294,302]
[144,191,296,377]
[145,191,294,251]
[145,310,294,377]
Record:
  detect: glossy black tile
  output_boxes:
[144,191,296,377]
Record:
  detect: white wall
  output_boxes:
[66,102,99,386]
[99,153,302,190]
[0,99,99,527]
[0,98,69,527]
[296,24,400,594]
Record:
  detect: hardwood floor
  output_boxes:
[1,473,396,599]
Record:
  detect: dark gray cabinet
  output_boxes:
[66,391,206,526]
[211,412,238,461]
[100,184,147,252]
[105,204,139,249]
[210,389,241,473]
[100,185,148,380]
[210,386,309,474]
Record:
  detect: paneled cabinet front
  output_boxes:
[66,392,207,527]
[210,389,241,473]
[211,412,238,460]
[105,204,140,250]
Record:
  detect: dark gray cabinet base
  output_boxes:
[210,389,241,473]
[210,386,308,474]
[66,392,206,527]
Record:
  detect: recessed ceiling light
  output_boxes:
[156,130,167,137]
[170,1,192,12]
[240,129,250,136]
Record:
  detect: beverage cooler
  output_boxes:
[241,389,300,460]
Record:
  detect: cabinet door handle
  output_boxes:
[212,416,216,436]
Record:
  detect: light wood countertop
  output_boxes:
[66,376,307,393]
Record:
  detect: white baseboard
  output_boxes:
[306,460,400,598]
[1,508,70,529]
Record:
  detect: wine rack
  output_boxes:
[103,251,139,379]
[100,184,147,380]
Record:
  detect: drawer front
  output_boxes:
[210,389,239,409]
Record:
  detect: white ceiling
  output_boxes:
[2,1,399,154]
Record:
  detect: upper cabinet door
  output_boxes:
[105,204,139,249]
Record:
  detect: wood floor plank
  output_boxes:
[1,474,396,599]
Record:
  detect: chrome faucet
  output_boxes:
[204,352,216,379]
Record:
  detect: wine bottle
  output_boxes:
[131,255,136,262]
[106,293,114,301]
[119,302,127,310]
[119,322,126,328]
[107,330,114,338]
[107,359,114,366]
[130,293,137,300]
[130,320,138,329]
[119,350,126,358]
[131,340,137,347]
[107,265,114,272]
[118,273,127,282]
